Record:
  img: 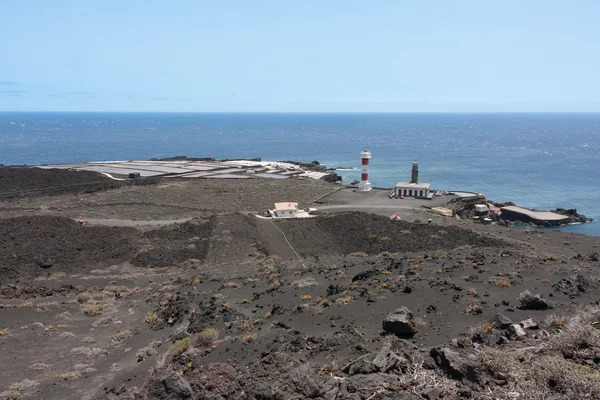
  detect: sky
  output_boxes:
[1,1,599,112]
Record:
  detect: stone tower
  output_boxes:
[411,161,418,184]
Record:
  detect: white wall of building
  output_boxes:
[395,187,430,198]
[275,209,297,218]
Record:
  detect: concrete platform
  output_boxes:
[500,206,570,226]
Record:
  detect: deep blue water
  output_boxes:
[1,112,599,235]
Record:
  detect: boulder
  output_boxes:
[343,346,408,375]
[371,346,408,372]
[430,347,480,382]
[383,307,416,337]
[518,290,551,310]
[490,313,513,329]
[343,354,378,375]
[496,336,509,345]
[506,324,527,340]
[520,318,539,330]
[289,365,321,398]
[142,370,196,400]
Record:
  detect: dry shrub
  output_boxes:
[0,390,22,399]
[270,255,281,263]
[548,309,600,351]
[169,337,191,356]
[137,346,157,362]
[194,328,219,347]
[77,293,92,303]
[59,371,81,381]
[29,363,49,370]
[55,311,71,320]
[9,379,38,392]
[478,307,600,399]
[184,258,202,268]
[348,252,369,258]
[82,304,103,316]
[110,330,132,343]
[105,285,128,294]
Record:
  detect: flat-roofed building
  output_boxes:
[273,202,299,218]
[394,182,431,198]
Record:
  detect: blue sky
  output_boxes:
[1,1,599,112]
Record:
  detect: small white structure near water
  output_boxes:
[271,202,299,218]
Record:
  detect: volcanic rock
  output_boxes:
[343,345,408,375]
[383,307,416,337]
[141,370,196,400]
[506,324,527,340]
[430,347,480,382]
[490,313,513,329]
[518,290,551,310]
[520,318,539,330]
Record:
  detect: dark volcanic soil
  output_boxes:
[0,216,138,284]
[313,212,505,254]
[133,218,214,267]
[2,173,600,400]
[0,166,162,199]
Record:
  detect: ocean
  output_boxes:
[1,112,599,236]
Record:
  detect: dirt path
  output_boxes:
[79,218,192,227]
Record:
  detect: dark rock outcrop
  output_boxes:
[343,345,408,376]
[430,347,481,383]
[518,290,551,310]
[490,313,513,329]
[383,307,416,337]
[140,370,196,400]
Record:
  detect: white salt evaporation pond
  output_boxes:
[36,160,330,180]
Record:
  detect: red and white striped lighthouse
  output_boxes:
[359,149,372,191]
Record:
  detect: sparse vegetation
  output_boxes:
[77,292,92,303]
[169,337,192,356]
[82,304,103,316]
[0,390,22,400]
[137,346,157,362]
[110,330,132,343]
[144,313,155,324]
[194,328,219,346]
[29,363,49,370]
[105,285,128,294]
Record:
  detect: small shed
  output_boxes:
[273,202,299,218]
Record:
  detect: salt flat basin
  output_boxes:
[501,205,570,226]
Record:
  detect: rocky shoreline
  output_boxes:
[449,196,593,228]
